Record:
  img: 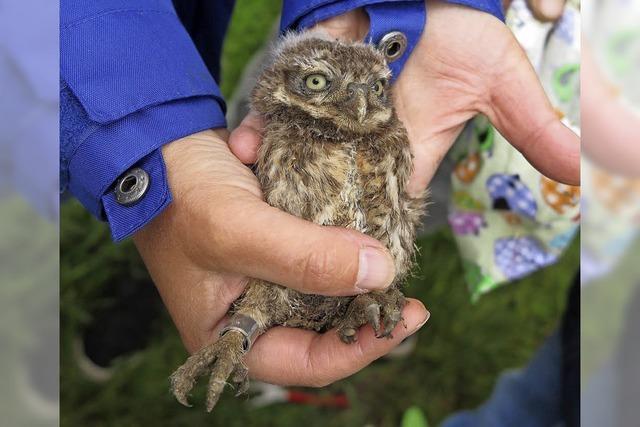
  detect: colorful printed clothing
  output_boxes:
[449,0,581,299]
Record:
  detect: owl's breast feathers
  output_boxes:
[256,119,421,281]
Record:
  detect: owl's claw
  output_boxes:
[338,327,358,343]
[365,303,381,336]
[381,307,403,339]
[232,363,250,397]
[169,339,222,408]
[170,330,247,412]
[337,289,406,343]
[174,390,193,408]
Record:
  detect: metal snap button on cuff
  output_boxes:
[378,31,408,62]
[114,167,150,206]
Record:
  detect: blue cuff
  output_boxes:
[102,150,171,242]
[67,96,225,242]
[363,2,425,78]
[61,0,228,241]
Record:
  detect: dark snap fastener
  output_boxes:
[115,167,150,206]
[378,31,408,62]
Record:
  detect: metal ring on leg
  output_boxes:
[219,314,260,352]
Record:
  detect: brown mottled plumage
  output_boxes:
[170,33,426,412]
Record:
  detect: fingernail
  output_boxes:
[355,246,395,291]
[412,310,431,333]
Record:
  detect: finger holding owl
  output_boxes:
[170,33,427,412]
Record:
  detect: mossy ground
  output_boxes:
[61,1,579,425]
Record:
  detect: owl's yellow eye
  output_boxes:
[305,74,328,91]
[373,79,385,96]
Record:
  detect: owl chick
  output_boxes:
[170,33,426,412]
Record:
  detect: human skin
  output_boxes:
[135,0,580,388]
[133,129,429,387]
[230,1,581,191]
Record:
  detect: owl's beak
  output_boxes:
[347,83,368,123]
[356,96,367,123]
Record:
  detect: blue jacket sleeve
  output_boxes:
[60,0,229,241]
[281,0,504,78]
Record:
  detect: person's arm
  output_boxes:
[62,0,429,386]
[60,0,230,241]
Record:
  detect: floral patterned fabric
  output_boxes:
[449,0,581,299]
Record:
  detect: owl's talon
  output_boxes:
[338,327,358,344]
[379,293,407,338]
[170,339,222,408]
[232,364,250,397]
[235,378,250,397]
[206,331,246,412]
[336,289,407,342]
[170,330,247,412]
[174,390,193,408]
[380,306,403,338]
[206,378,228,413]
[336,293,377,343]
[365,303,381,336]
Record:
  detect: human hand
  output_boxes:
[230,1,580,195]
[395,0,579,194]
[133,129,429,386]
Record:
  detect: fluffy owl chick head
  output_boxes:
[252,32,394,134]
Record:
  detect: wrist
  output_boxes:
[311,8,370,41]
[161,128,229,175]
[133,128,228,236]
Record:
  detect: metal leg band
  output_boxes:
[220,313,260,352]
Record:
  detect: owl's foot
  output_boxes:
[169,330,248,412]
[337,289,407,343]
[231,362,250,397]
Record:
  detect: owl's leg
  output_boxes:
[336,287,407,343]
[203,330,247,412]
[170,338,226,407]
[169,315,261,412]
[170,280,286,411]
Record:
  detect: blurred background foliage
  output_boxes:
[1,196,58,426]
[60,1,579,426]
